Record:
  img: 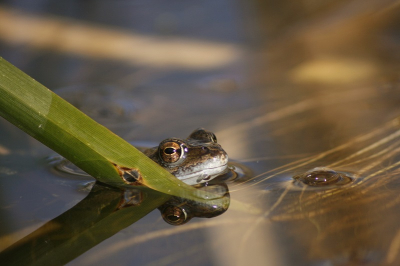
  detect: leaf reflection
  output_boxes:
[0,182,230,265]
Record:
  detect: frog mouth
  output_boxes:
[175,163,229,185]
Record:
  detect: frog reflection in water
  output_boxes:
[144,128,228,185]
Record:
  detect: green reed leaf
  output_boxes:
[0,57,214,199]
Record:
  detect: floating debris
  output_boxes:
[293,167,353,187]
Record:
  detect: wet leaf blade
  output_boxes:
[0,57,214,199]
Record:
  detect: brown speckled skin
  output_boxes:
[143,128,228,179]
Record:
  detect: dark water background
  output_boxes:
[0,1,400,265]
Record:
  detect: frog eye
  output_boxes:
[159,141,184,163]
[161,205,191,225]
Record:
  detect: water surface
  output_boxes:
[1,1,400,265]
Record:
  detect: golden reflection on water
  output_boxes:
[290,57,377,84]
[203,116,400,265]
[209,1,400,265]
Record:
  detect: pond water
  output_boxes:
[1,1,400,265]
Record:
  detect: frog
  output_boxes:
[144,128,228,185]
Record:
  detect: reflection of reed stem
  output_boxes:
[328,129,400,168]
[233,117,400,192]
[328,144,400,170]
